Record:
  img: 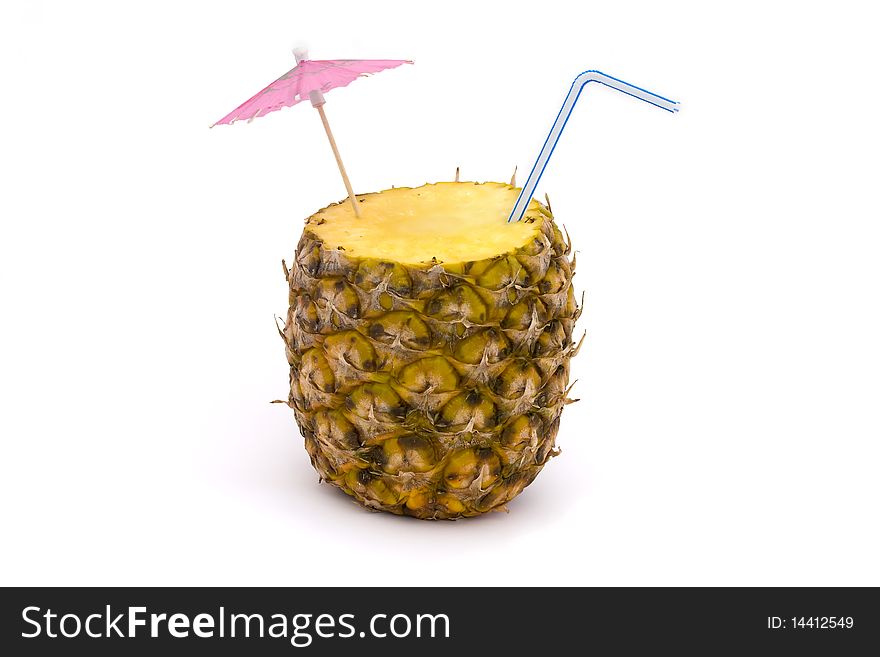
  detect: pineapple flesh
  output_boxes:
[283,182,579,519]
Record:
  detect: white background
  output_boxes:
[1,0,878,586]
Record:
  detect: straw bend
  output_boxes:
[508,70,679,223]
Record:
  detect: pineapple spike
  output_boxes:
[454,166,460,182]
[273,315,287,343]
[573,291,586,322]
[544,193,552,213]
[510,165,518,187]
[572,331,586,357]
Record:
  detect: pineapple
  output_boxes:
[281,181,580,518]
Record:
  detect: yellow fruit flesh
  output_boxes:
[308,182,544,264]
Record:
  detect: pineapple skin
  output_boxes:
[283,185,580,519]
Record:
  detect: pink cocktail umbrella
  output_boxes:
[212,49,411,216]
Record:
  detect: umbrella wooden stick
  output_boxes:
[294,48,360,217]
[315,104,360,217]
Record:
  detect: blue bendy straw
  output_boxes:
[508,70,679,223]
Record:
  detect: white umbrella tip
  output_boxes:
[292,45,309,62]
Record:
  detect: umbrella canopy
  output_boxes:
[212,59,411,127]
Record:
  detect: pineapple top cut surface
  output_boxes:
[306,182,546,265]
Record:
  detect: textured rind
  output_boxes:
[283,184,579,519]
